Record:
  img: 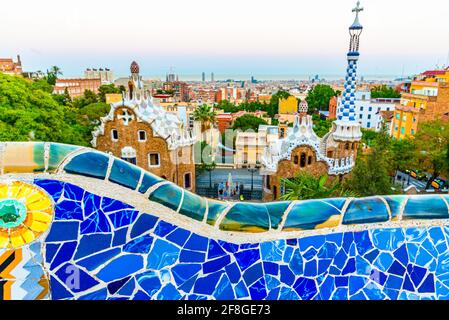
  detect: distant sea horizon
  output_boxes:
[110,73,403,82]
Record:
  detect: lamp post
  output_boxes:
[248,166,258,193]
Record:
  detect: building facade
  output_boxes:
[53,78,101,98]
[0,55,22,75]
[337,91,399,131]
[84,68,114,84]
[279,96,298,114]
[92,62,196,191]
[391,68,449,139]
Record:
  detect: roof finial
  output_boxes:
[351,1,363,27]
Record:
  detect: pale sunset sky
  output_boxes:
[2,0,449,79]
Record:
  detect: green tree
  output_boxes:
[0,73,85,145]
[232,114,268,132]
[390,137,417,173]
[371,85,401,99]
[306,84,337,113]
[193,104,217,132]
[345,127,397,196]
[97,84,121,102]
[414,121,449,189]
[281,172,357,201]
[46,66,62,85]
[312,114,332,138]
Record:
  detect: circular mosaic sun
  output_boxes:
[0,181,54,249]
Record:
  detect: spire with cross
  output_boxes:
[331,1,363,142]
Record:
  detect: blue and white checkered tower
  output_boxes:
[332,1,363,141]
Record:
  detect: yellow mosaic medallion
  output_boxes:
[0,181,53,249]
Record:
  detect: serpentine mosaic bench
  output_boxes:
[1,142,449,300]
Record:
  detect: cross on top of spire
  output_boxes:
[352,1,363,15]
[350,1,363,29]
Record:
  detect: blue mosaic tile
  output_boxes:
[153,220,177,238]
[50,241,77,269]
[213,274,234,300]
[206,199,228,226]
[225,262,241,284]
[248,278,267,300]
[45,244,60,264]
[179,190,207,222]
[243,262,263,286]
[63,151,109,179]
[46,221,80,242]
[78,248,121,271]
[208,239,227,259]
[234,249,260,272]
[81,209,111,234]
[404,196,449,220]
[34,179,64,202]
[203,255,231,274]
[234,280,249,298]
[166,228,191,247]
[117,278,135,296]
[138,172,163,194]
[193,271,224,295]
[146,239,180,270]
[131,214,158,238]
[283,200,341,231]
[280,265,295,286]
[124,235,154,254]
[293,277,318,300]
[55,200,83,221]
[63,183,85,201]
[49,276,73,300]
[384,195,407,220]
[97,254,144,282]
[180,250,205,263]
[55,263,99,293]
[343,197,389,225]
[107,276,131,295]
[148,183,182,212]
[108,209,139,229]
[184,234,208,252]
[74,233,112,260]
[265,202,290,229]
[260,240,284,262]
[136,271,161,297]
[112,227,128,246]
[158,283,182,300]
[109,159,141,190]
[172,263,201,286]
[220,203,270,232]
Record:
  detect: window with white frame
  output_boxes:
[148,153,160,167]
[138,130,147,142]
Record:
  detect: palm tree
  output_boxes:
[280,172,358,201]
[193,104,217,133]
[49,66,62,77]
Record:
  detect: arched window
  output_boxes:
[300,153,306,167]
[294,155,299,165]
[308,155,313,165]
[345,143,350,150]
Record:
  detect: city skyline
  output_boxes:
[2,0,449,78]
